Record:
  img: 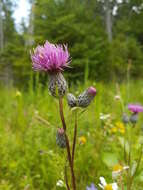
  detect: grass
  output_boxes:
[0,80,143,189]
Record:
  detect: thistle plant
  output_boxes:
[31,41,97,190]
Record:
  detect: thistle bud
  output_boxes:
[77,87,96,108]
[48,72,67,97]
[56,128,66,148]
[122,113,129,124]
[130,113,138,124]
[67,93,77,108]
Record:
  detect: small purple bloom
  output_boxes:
[31,41,70,73]
[128,104,143,113]
[86,183,97,190]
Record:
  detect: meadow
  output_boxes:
[0,80,143,190]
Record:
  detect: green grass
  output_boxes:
[0,81,143,189]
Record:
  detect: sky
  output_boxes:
[13,0,30,29]
[13,0,123,30]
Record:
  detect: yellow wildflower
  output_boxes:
[110,127,117,133]
[113,164,123,172]
[115,122,125,134]
[105,184,113,190]
[79,136,86,145]
[112,164,129,179]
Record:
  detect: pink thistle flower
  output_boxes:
[128,104,143,113]
[31,41,70,73]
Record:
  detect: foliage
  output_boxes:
[1,0,143,86]
[0,81,143,189]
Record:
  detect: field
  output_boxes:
[0,80,143,190]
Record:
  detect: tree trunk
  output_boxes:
[26,1,35,46]
[105,0,112,42]
[0,0,4,50]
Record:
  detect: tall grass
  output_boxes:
[0,80,143,189]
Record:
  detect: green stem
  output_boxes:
[72,111,78,165]
[59,98,76,190]
[64,159,70,190]
[129,146,143,189]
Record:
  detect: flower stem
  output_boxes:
[72,111,77,165]
[64,159,70,190]
[129,145,142,189]
[119,175,124,190]
[59,98,76,190]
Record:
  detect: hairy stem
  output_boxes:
[72,111,77,165]
[59,98,76,190]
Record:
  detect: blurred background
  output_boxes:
[0,0,143,88]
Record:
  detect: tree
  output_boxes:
[0,0,4,50]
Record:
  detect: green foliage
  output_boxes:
[0,81,143,189]
[1,0,143,85]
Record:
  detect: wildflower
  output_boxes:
[79,136,86,145]
[128,104,143,113]
[67,93,77,108]
[56,179,65,187]
[86,183,98,190]
[100,113,111,121]
[56,128,66,148]
[128,104,143,124]
[99,177,118,190]
[31,41,70,72]
[31,41,70,97]
[77,87,96,108]
[15,90,22,97]
[115,122,125,134]
[114,95,121,101]
[110,127,118,133]
[122,113,129,124]
[112,164,129,179]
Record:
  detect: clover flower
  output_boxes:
[77,87,96,108]
[31,41,71,97]
[99,177,118,190]
[86,183,98,190]
[112,164,129,179]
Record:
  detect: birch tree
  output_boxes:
[0,0,4,50]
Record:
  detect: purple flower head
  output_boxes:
[87,87,97,96]
[31,41,70,73]
[86,183,97,190]
[128,104,143,114]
